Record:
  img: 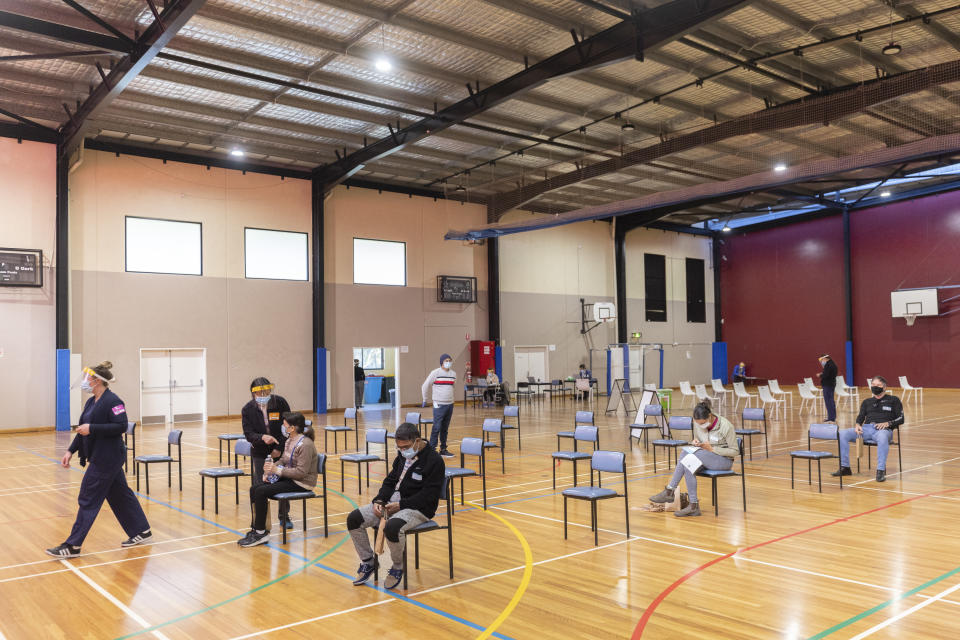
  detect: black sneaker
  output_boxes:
[238,530,270,548]
[876,469,886,482]
[439,448,454,458]
[46,543,81,558]
[384,568,404,590]
[831,467,852,477]
[353,558,378,586]
[237,530,256,545]
[121,530,152,547]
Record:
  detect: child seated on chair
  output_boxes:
[238,412,317,547]
[648,401,738,518]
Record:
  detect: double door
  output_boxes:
[140,348,207,424]
[513,346,548,384]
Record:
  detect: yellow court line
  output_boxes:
[464,500,533,640]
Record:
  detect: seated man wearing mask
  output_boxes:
[346,422,445,590]
[833,376,904,483]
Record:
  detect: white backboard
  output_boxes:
[891,288,939,317]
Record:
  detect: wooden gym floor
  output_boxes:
[2,388,959,639]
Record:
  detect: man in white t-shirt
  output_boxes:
[421,353,456,457]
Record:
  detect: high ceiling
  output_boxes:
[3,0,960,225]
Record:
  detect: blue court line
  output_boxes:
[20,446,514,640]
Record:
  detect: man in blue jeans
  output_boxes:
[833,376,904,483]
[421,353,456,457]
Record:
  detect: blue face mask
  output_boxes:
[255,395,269,405]
[398,446,417,460]
[80,379,94,393]
[281,425,290,437]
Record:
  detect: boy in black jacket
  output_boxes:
[346,422,445,590]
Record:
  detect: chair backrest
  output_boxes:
[316,453,327,474]
[591,450,625,473]
[804,377,817,388]
[668,416,693,433]
[711,379,726,393]
[694,384,710,400]
[575,378,590,391]
[527,375,536,383]
[899,375,911,388]
[574,425,599,442]
[552,379,561,386]
[679,380,694,394]
[733,381,747,395]
[798,383,815,399]
[344,407,357,420]
[742,407,765,423]
[235,439,252,458]
[461,437,484,457]
[168,429,183,444]
[644,383,657,391]
[366,428,387,444]
[809,423,839,441]
[575,410,594,425]
[503,405,519,418]
[405,412,421,425]
[482,418,503,432]
[305,419,313,426]
[836,375,847,389]
[643,404,662,417]
[758,385,776,402]
[768,379,782,393]
[126,421,136,435]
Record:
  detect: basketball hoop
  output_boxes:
[904,314,917,326]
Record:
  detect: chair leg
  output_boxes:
[235,475,240,505]
[652,446,657,474]
[563,495,568,539]
[145,466,150,494]
[214,477,219,514]
[281,501,288,544]
[572,459,578,487]
[200,476,205,510]
[302,500,307,532]
[500,431,505,473]
[592,501,598,546]
[817,459,822,493]
[552,459,556,489]
[790,457,795,489]
[414,532,420,569]
[168,461,172,488]
[136,461,140,491]
[713,480,719,516]
[340,460,345,492]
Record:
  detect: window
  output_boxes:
[244,228,308,281]
[125,216,202,275]
[644,253,667,322]
[685,257,706,323]
[353,347,384,371]
[353,238,406,286]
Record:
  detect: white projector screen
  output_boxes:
[125,216,202,275]
[353,238,406,286]
[244,228,308,281]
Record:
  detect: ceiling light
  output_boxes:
[722,223,732,232]
[774,163,787,172]
[454,184,466,192]
[229,149,245,157]
[880,190,891,197]
[621,122,635,131]
[882,43,901,55]
[374,56,392,72]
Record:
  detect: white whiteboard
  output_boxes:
[891,288,938,317]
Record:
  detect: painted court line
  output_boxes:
[847,580,960,639]
[61,559,172,640]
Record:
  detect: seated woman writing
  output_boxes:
[239,412,318,547]
[648,400,738,517]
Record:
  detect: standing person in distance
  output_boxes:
[47,362,152,557]
[422,353,456,458]
[816,354,838,423]
[353,358,366,409]
[832,376,904,483]
[241,377,293,531]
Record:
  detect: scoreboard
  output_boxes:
[0,248,43,287]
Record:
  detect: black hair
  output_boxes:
[693,400,714,421]
[395,422,419,442]
[579,364,586,368]
[89,361,115,386]
[283,411,313,440]
[871,375,888,386]
[250,376,272,398]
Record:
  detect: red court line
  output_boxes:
[631,487,960,639]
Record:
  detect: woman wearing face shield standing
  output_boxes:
[241,377,293,531]
[46,362,152,557]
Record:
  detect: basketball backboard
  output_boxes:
[890,288,939,320]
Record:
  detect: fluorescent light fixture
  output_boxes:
[880,190,891,197]
[774,163,787,172]
[374,56,392,72]
[722,223,732,232]
[621,122,635,131]
[229,149,245,157]
[882,43,902,55]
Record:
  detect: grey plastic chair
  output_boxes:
[562,450,629,546]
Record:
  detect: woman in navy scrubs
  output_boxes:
[46,362,151,557]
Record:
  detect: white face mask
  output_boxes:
[399,446,416,460]
[442,361,452,370]
[80,378,94,393]
[281,424,290,437]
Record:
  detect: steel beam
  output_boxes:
[0,9,130,52]
[312,0,749,190]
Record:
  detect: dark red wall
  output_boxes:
[720,215,847,386]
[850,191,960,387]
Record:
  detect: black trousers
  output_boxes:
[250,479,301,531]
[66,461,150,546]
[823,385,837,421]
[251,455,289,527]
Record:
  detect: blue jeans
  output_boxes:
[429,403,454,449]
[822,385,836,421]
[668,449,733,503]
[839,424,892,470]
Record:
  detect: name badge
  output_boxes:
[268,412,280,421]
[112,404,125,416]
[411,472,423,481]
[883,406,892,411]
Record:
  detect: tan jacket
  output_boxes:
[277,433,318,490]
[691,415,739,459]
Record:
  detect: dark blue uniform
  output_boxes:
[65,389,149,546]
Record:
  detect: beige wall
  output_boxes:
[0,138,57,429]
[324,186,488,408]
[499,212,618,388]
[69,150,313,420]
[624,226,716,386]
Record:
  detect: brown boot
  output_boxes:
[674,501,701,517]
[649,486,675,503]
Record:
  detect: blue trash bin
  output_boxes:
[364,377,383,404]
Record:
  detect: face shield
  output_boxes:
[71,367,111,391]
[251,382,276,406]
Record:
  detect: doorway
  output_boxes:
[354,346,401,414]
[139,348,207,425]
[513,345,549,384]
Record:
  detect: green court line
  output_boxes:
[806,563,960,639]
[115,488,358,640]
